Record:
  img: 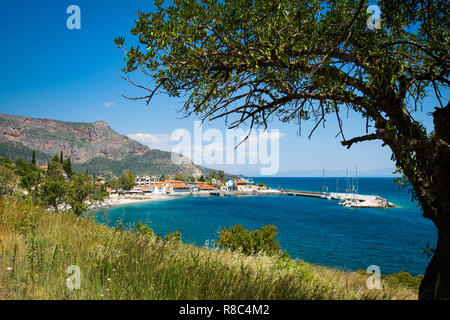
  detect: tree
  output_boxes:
[120,171,135,190]
[217,224,287,257]
[174,173,185,181]
[40,175,67,212]
[31,150,36,166]
[217,170,226,183]
[66,173,105,216]
[116,0,449,299]
[63,158,73,178]
[198,175,205,182]
[0,164,18,196]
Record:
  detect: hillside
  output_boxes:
[73,151,209,177]
[0,113,149,163]
[0,197,417,300]
[0,113,209,177]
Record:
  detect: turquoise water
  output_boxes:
[97,178,436,276]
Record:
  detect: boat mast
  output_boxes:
[336,175,339,194]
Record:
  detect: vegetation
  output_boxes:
[0,197,417,300]
[358,269,424,292]
[116,0,449,299]
[164,231,182,243]
[105,171,136,191]
[217,224,288,258]
[0,141,51,166]
[0,154,106,216]
[119,171,135,191]
[72,150,211,179]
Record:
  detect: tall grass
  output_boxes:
[0,197,416,300]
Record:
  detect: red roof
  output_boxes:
[236,180,248,185]
[171,183,189,189]
[198,184,216,190]
[164,179,183,184]
[150,183,164,187]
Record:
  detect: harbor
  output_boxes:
[210,189,396,208]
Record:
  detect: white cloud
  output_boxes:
[104,102,116,108]
[128,133,173,151]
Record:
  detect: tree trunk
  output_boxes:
[419,106,450,299]
[419,216,450,299]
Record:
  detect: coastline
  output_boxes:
[98,195,181,208]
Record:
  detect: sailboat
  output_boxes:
[320,169,332,199]
[339,166,360,207]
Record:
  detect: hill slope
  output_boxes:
[0,198,417,300]
[0,113,209,177]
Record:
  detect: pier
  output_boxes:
[280,190,325,198]
[280,189,395,208]
[209,188,395,208]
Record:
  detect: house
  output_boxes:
[197,183,216,192]
[149,183,166,194]
[127,188,144,196]
[134,186,153,195]
[106,187,118,198]
[236,180,250,191]
[135,175,161,186]
[170,183,190,193]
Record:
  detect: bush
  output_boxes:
[132,221,160,240]
[216,224,288,258]
[383,271,423,291]
[165,231,182,242]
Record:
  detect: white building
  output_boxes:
[135,175,161,186]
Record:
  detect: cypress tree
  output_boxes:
[31,150,36,165]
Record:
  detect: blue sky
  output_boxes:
[0,1,440,176]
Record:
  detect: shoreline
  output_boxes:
[97,195,183,208]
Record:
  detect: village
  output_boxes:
[101,175,280,200]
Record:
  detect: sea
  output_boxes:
[96,177,436,276]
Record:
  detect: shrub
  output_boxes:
[383,271,423,291]
[165,231,182,242]
[216,224,288,258]
[132,221,160,240]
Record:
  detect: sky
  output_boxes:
[0,1,441,177]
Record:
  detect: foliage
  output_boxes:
[66,173,106,216]
[62,158,74,178]
[116,0,450,299]
[0,198,416,300]
[72,150,210,179]
[165,231,182,242]
[0,164,19,196]
[120,171,135,190]
[132,221,161,241]
[383,271,424,292]
[210,169,226,183]
[174,173,185,181]
[0,141,51,166]
[40,175,67,212]
[217,224,288,258]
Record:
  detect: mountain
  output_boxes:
[0,113,147,163]
[0,113,209,177]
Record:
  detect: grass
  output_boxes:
[0,197,418,300]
